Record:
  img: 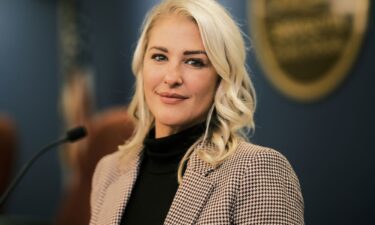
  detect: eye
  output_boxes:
[185,58,206,68]
[151,54,167,62]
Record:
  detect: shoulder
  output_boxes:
[219,141,303,202]
[90,150,126,211]
[224,142,295,175]
[91,151,122,198]
[236,142,286,160]
[229,142,305,223]
[91,145,142,190]
[93,151,122,181]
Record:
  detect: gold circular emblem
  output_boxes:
[248,0,370,102]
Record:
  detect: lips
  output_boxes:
[157,91,188,104]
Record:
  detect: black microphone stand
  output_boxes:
[0,127,87,207]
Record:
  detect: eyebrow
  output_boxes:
[149,46,207,55]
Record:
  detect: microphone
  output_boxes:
[0,126,87,207]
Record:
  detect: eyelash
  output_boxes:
[151,54,166,62]
[186,58,206,68]
[150,54,207,68]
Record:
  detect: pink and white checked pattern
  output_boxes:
[90,142,304,224]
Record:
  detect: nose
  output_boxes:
[163,63,183,87]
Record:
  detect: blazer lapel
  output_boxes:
[164,153,215,225]
[97,154,141,225]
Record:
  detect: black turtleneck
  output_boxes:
[120,123,205,225]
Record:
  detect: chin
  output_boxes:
[158,117,189,127]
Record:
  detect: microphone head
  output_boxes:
[66,126,87,142]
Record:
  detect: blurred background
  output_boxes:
[0,0,374,224]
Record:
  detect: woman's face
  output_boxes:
[143,14,218,138]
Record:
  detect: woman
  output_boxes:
[90,0,304,224]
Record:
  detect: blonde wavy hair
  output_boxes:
[120,0,256,182]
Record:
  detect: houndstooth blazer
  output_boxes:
[90,142,304,225]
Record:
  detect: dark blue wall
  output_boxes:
[0,0,61,218]
[1,0,374,224]
[247,3,375,225]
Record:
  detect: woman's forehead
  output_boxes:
[146,15,205,53]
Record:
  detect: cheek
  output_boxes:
[143,75,153,94]
[143,67,161,94]
[201,87,216,107]
[191,77,217,107]
[142,75,155,109]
